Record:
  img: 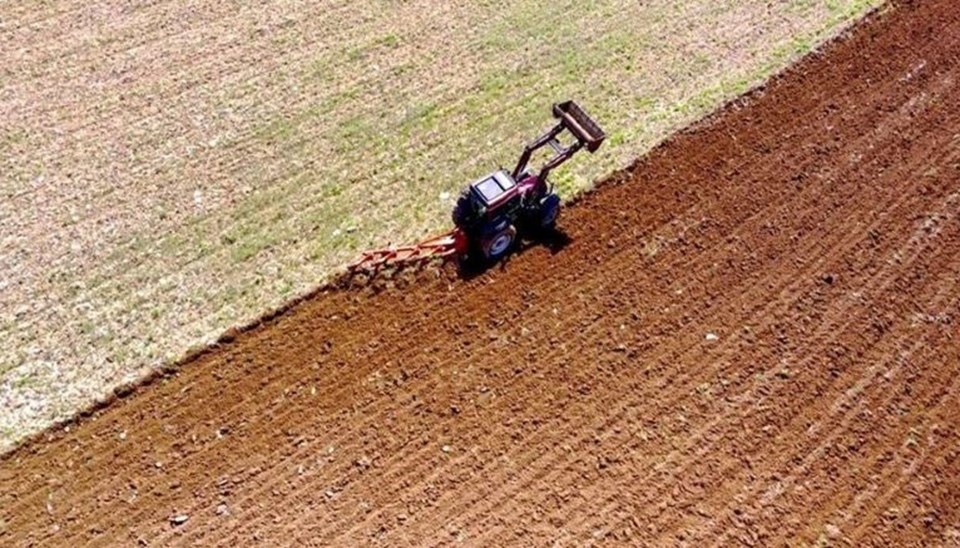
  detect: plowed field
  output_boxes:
[2,1,959,545]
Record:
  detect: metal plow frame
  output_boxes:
[347,230,462,275]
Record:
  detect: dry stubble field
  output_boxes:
[0,1,878,449]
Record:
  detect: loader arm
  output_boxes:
[512,100,606,182]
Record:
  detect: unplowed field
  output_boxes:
[2,1,959,545]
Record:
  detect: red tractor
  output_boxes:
[349,101,605,274]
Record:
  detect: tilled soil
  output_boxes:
[2,1,960,546]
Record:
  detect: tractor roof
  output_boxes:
[472,170,517,206]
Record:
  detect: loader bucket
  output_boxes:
[553,101,605,152]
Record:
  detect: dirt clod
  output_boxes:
[169,515,189,526]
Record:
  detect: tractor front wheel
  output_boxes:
[481,225,516,260]
[538,193,561,229]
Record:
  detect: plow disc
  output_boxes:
[347,229,465,274]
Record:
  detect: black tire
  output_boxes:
[538,193,561,229]
[481,225,517,260]
[452,190,472,227]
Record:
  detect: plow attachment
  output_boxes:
[347,229,466,274]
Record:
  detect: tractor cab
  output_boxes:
[453,170,522,232]
[470,170,520,212]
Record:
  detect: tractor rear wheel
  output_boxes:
[481,225,516,260]
[451,190,473,228]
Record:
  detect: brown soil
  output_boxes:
[3,1,960,545]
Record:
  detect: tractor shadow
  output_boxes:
[457,227,573,281]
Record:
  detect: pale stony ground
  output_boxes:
[0,0,881,451]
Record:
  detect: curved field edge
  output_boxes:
[0,0,882,451]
